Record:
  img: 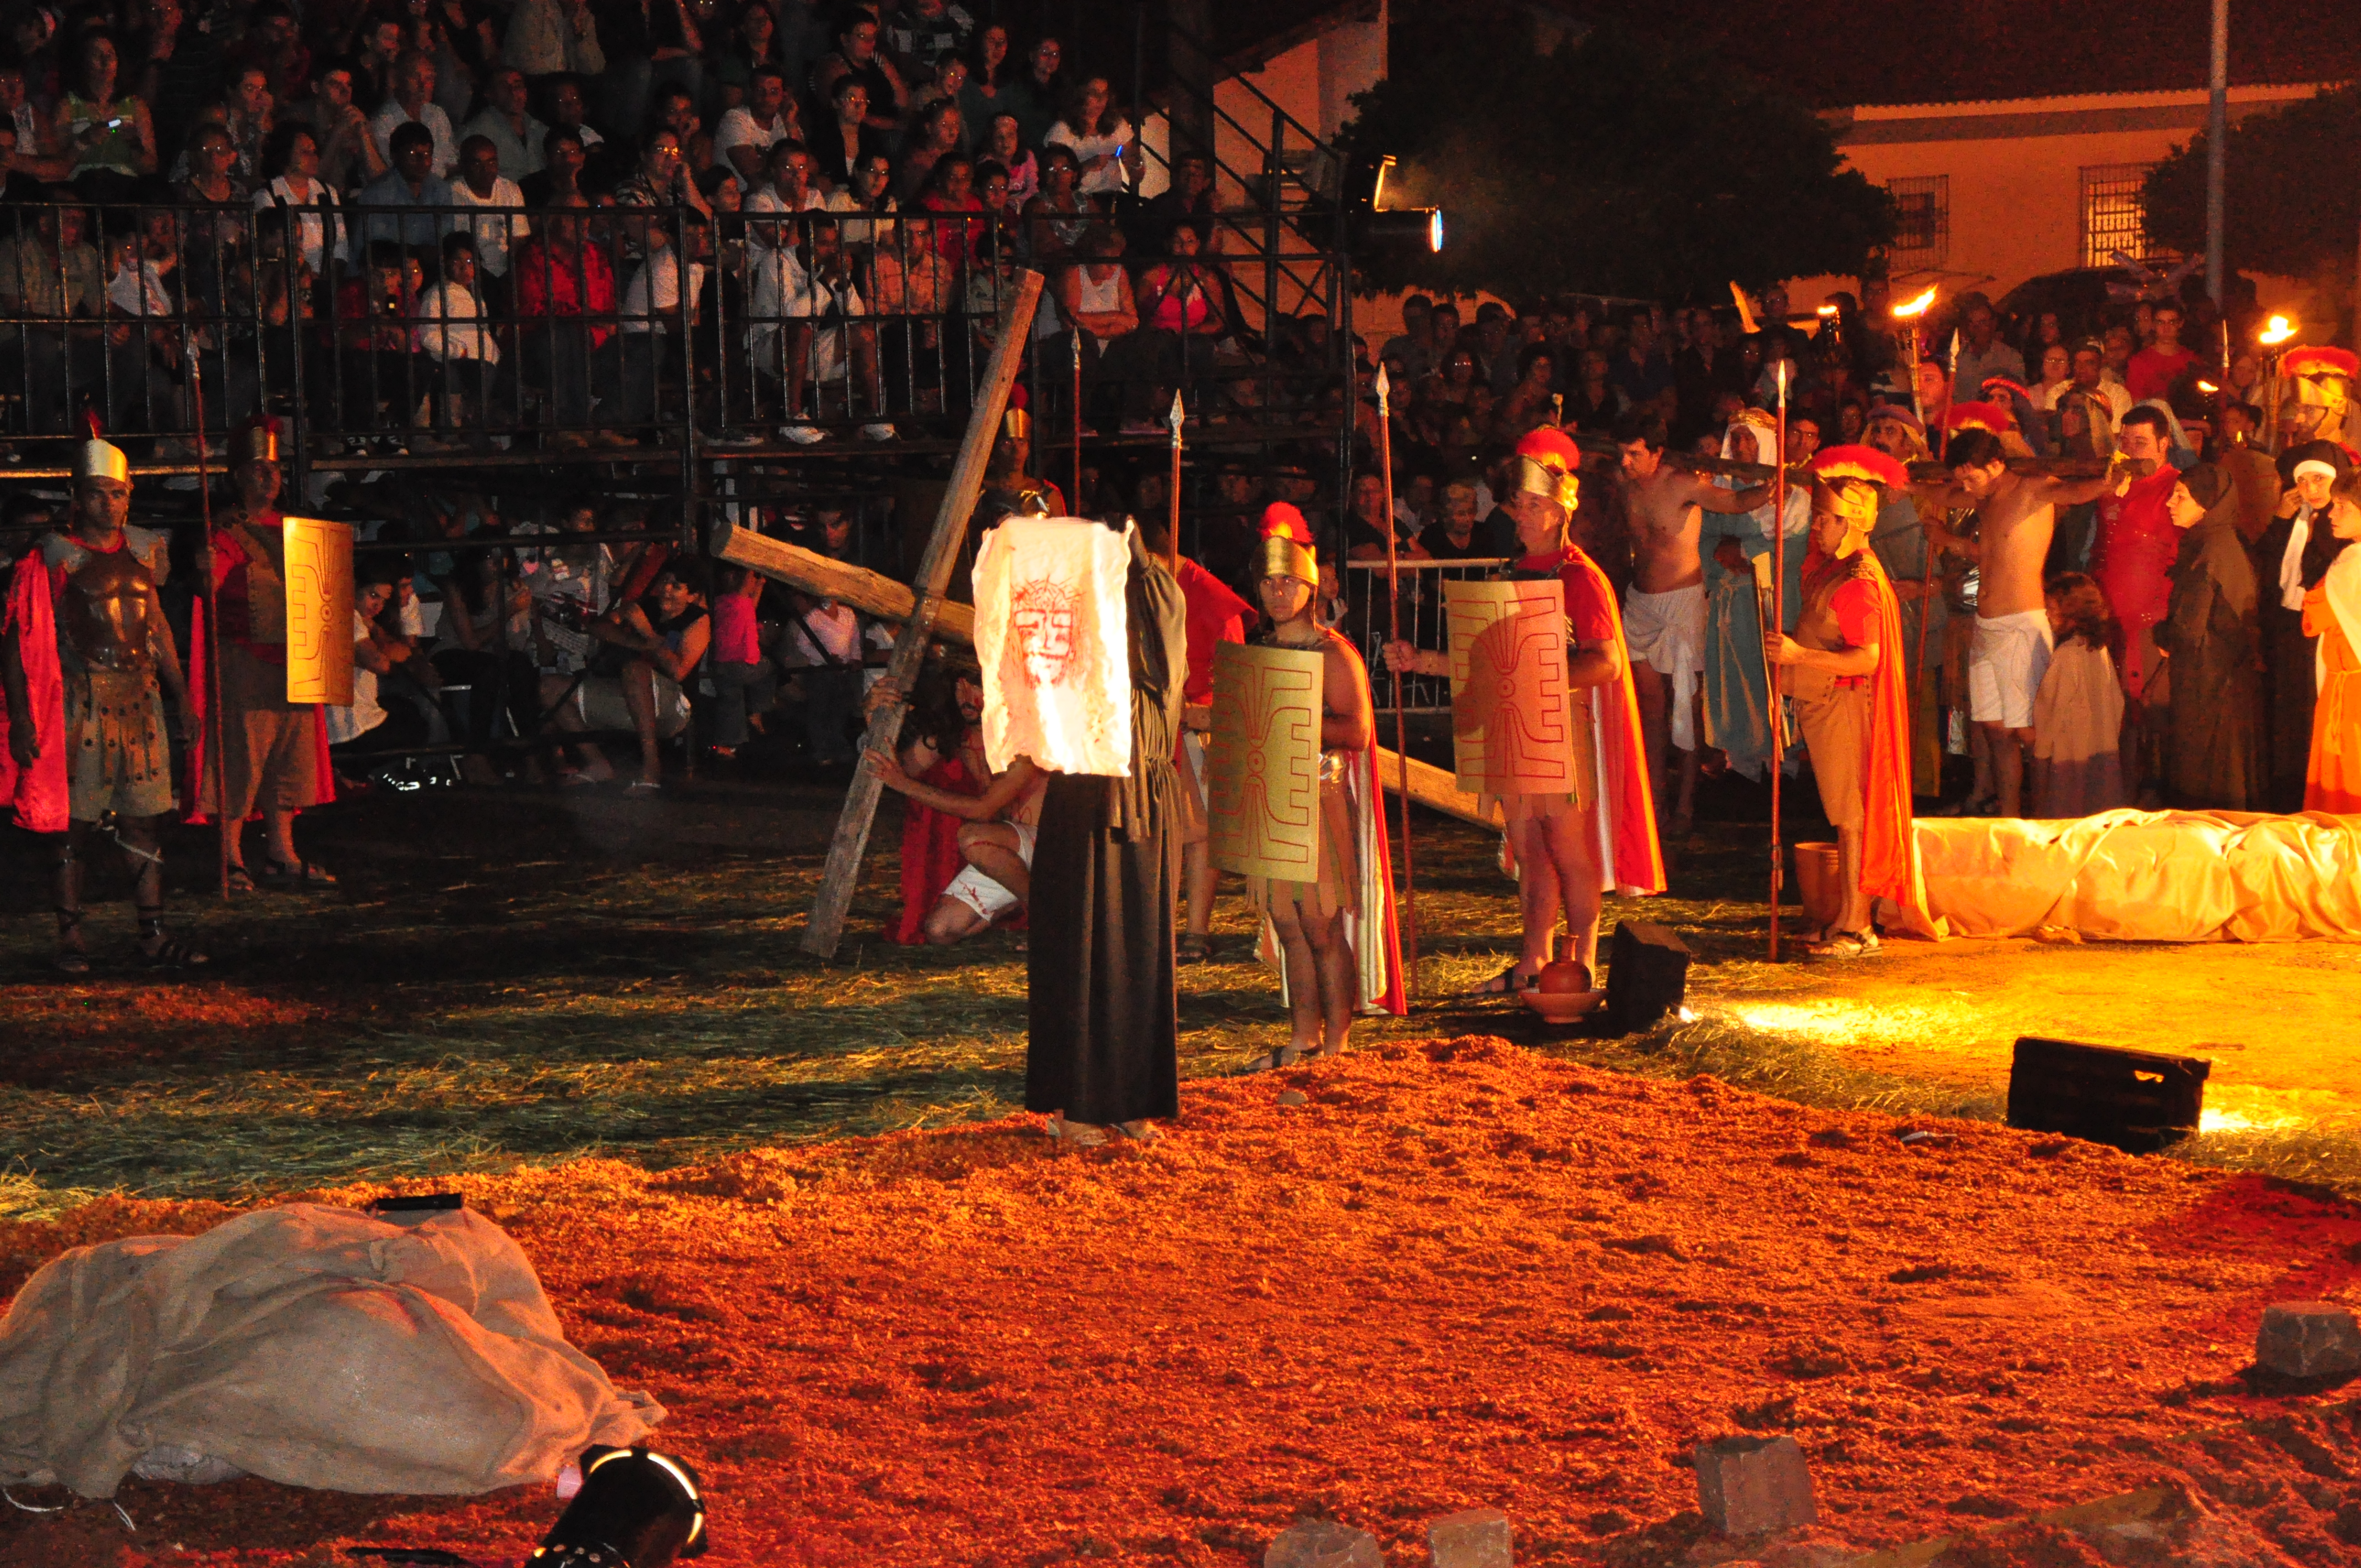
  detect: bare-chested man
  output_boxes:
[1612,410,1767,834]
[1913,427,2126,815]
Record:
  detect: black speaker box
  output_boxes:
[1605,919,1691,1032]
[2006,1036,2209,1153]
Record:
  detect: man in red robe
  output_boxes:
[1385,427,1663,991]
[1,434,206,971]
[186,416,338,890]
[1768,445,1939,955]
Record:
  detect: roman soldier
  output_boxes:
[187,414,338,889]
[1237,503,1404,1071]
[0,433,206,972]
[1384,427,1663,992]
[1767,445,1939,956]
[2276,347,2359,451]
[975,396,1065,530]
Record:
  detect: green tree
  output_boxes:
[1337,10,1892,302]
[2144,84,2361,286]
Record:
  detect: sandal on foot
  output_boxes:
[1176,932,1214,965]
[1805,928,1881,959]
[1243,1044,1307,1074]
[1116,1120,1164,1144]
[225,865,257,894]
[1459,964,1535,999]
[53,908,90,974]
[1042,1114,1107,1148]
[137,915,210,968]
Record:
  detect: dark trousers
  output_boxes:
[706,658,777,749]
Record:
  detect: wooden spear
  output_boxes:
[1767,363,1788,961]
[185,334,231,901]
[1375,366,1417,987]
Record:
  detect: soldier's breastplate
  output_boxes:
[59,548,155,672]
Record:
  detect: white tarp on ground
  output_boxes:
[0,1202,660,1499]
[1917,809,2361,941]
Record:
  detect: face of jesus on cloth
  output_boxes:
[1010,577,1079,688]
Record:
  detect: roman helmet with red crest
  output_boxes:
[1508,427,1582,514]
[1807,444,1911,537]
[1258,502,1317,586]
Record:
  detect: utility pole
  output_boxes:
[2204,0,2227,309]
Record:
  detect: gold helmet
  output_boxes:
[1807,445,1909,533]
[1507,427,1582,513]
[232,415,282,466]
[1258,503,1317,585]
[74,435,129,486]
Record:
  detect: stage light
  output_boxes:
[1345,150,1445,254]
[1891,286,1937,320]
[1604,920,1692,1033]
[2005,1037,2209,1154]
[534,1446,709,1567]
[2260,314,2297,346]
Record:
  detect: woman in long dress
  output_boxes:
[2302,477,2361,813]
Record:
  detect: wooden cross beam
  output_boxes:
[797,269,1045,960]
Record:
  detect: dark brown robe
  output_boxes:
[1025,529,1188,1126]
[2158,492,2264,810]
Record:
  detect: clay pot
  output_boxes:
[1792,841,1843,929]
[1536,936,1591,995]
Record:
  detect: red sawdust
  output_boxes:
[7,1038,2361,1567]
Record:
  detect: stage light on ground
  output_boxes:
[535,1447,709,1566]
[2006,1037,2208,1154]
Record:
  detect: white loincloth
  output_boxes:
[1621,582,1706,751]
[1968,608,2055,731]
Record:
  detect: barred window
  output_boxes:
[2080,162,2174,269]
[1885,175,1947,267]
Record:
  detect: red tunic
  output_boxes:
[1516,545,1665,896]
[2093,464,2180,699]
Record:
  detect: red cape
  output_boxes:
[0,552,70,834]
[1541,546,1666,896]
[1848,549,1939,935]
[889,754,984,944]
[1350,736,1408,1016]
[1173,557,1255,706]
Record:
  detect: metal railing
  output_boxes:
[1343,556,1515,714]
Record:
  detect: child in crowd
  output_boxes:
[2030,572,2128,817]
[705,564,777,761]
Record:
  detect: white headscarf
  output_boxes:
[1720,415,1808,540]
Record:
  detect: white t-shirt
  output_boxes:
[448,177,531,277]
[414,281,498,363]
[1045,116,1132,197]
[621,246,707,336]
[788,601,862,665]
[371,100,459,176]
[714,107,792,171]
[107,258,173,320]
[253,177,347,276]
[327,610,387,745]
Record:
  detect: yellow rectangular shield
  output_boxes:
[1208,641,1325,881]
[1444,578,1579,798]
[282,515,356,706]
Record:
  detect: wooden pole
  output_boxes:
[799,270,1045,960]
[1071,330,1084,517]
[1767,364,1787,962]
[1374,367,1416,989]
[186,334,230,901]
[1166,390,1184,573]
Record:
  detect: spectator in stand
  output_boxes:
[56,30,159,201]
[2031,341,2073,410]
[896,97,964,202]
[982,111,1035,208]
[1138,149,1216,257]
[415,228,508,442]
[370,51,456,177]
[869,205,954,415]
[704,565,777,760]
[748,137,825,248]
[594,0,706,141]
[716,64,798,187]
[812,11,909,141]
[1609,307,1673,410]
[565,557,709,791]
[253,123,347,283]
[447,133,528,302]
[781,586,867,768]
[963,24,1015,123]
[999,34,1065,153]
[714,3,783,113]
[813,75,884,193]
[330,237,428,437]
[520,123,588,205]
[614,123,710,217]
[287,59,385,192]
[2064,339,2132,425]
[1562,346,1624,429]
[2100,324,2135,389]
[459,64,547,181]
[755,215,889,443]
[503,0,604,85]
[925,57,976,146]
[101,209,192,438]
[203,64,275,182]
[824,148,896,248]
[1416,344,1481,448]
[1493,342,1558,443]
[1132,219,1225,427]
[651,85,709,181]
[2126,300,2199,402]
[973,156,1017,235]
[513,194,618,444]
[1046,77,1135,204]
[230,2,313,110]
[540,76,612,183]
[1419,475,1509,560]
[0,62,69,184]
[1024,142,1089,262]
[357,121,455,250]
[887,0,976,78]
[1472,300,1517,393]
[352,16,409,111]
[1054,225,1140,426]
[0,196,112,434]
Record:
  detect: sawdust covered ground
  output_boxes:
[8,1039,2361,1567]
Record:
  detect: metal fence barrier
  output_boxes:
[1342,557,1514,714]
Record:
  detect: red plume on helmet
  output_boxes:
[1508,427,1582,511]
[1513,427,1582,472]
[1260,502,1314,544]
[1939,400,2013,435]
[1808,444,1910,491]
[1258,503,1318,584]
